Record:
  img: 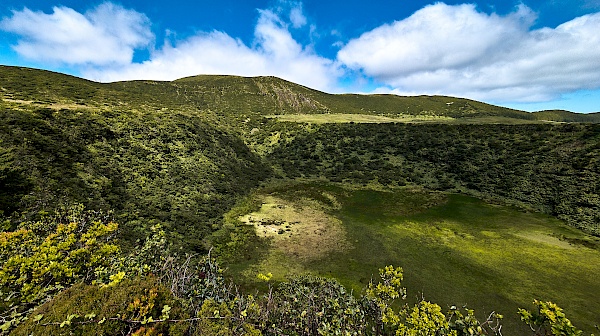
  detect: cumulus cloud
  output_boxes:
[0,3,152,66]
[4,1,599,104]
[1,1,339,92]
[338,3,600,102]
[85,7,340,92]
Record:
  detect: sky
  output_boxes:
[1,0,600,113]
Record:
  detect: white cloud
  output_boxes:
[5,1,598,105]
[0,3,152,66]
[289,5,307,28]
[338,3,600,102]
[85,8,341,92]
[0,2,339,92]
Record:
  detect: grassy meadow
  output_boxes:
[266,113,555,124]
[267,113,455,123]
[225,181,600,335]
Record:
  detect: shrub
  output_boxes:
[12,277,190,336]
[0,205,121,333]
[267,275,366,335]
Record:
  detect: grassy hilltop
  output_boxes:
[2,65,600,127]
[1,65,599,335]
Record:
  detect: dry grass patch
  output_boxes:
[1,98,102,111]
[239,196,350,261]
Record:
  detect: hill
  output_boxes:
[533,109,600,122]
[0,66,273,251]
[1,65,600,335]
[2,66,599,128]
[1,64,599,242]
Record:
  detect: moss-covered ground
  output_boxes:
[225,181,600,335]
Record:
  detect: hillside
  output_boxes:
[262,122,600,235]
[0,66,274,251]
[2,66,599,129]
[1,65,600,335]
[2,65,597,239]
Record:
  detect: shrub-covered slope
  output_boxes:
[0,102,271,251]
[262,122,600,235]
[2,65,600,335]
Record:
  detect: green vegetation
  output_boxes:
[267,113,456,123]
[224,182,600,334]
[0,94,271,251]
[12,277,191,336]
[11,260,587,336]
[0,205,122,332]
[263,123,600,235]
[1,65,599,334]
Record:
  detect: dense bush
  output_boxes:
[12,277,190,336]
[265,123,600,235]
[0,205,121,333]
[266,275,366,335]
[0,106,271,251]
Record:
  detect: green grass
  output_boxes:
[267,113,455,123]
[266,114,557,124]
[225,181,600,335]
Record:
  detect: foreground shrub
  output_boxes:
[12,277,189,336]
[518,300,585,336]
[266,275,366,335]
[0,205,121,333]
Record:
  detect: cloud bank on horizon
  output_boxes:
[1,1,600,110]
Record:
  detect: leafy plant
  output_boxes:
[12,277,190,336]
[518,300,585,336]
[0,205,121,333]
[267,275,366,335]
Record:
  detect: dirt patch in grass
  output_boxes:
[239,196,351,261]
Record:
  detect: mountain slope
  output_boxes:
[2,65,600,240]
[3,65,599,128]
[0,67,274,251]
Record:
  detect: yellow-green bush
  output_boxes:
[0,206,122,333]
[13,277,190,336]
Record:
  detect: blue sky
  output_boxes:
[1,0,600,112]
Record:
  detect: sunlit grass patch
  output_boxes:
[225,181,600,335]
[513,231,575,249]
[267,113,455,123]
[266,113,551,124]
[238,195,351,264]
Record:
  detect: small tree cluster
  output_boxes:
[518,300,586,336]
